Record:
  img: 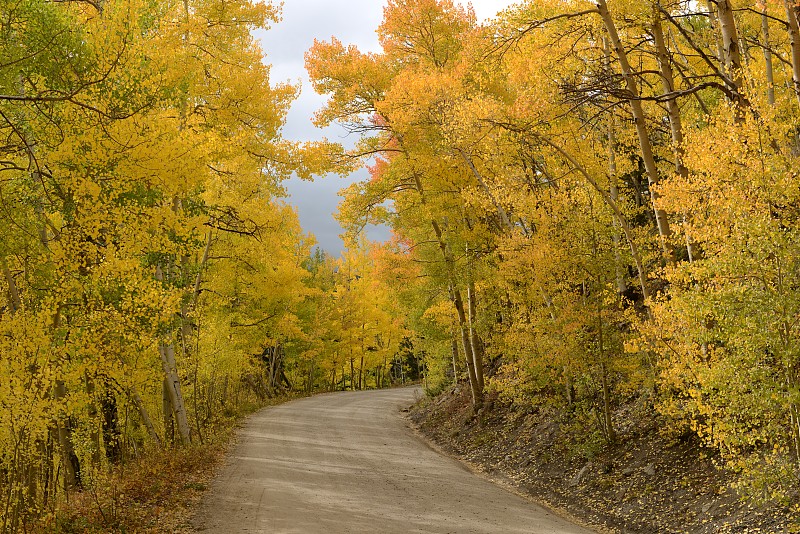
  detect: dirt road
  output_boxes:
[193,388,593,533]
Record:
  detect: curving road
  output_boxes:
[193,387,593,533]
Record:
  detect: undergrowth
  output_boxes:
[29,395,294,533]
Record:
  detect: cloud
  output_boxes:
[258,0,517,255]
[284,169,370,256]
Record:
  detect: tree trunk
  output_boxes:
[787,368,800,466]
[717,0,744,104]
[652,7,684,174]
[451,331,460,384]
[761,0,776,105]
[402,137,483,405]
[600,362,615,443]
[128,386,160,446]
[784,0,800,106]
[160,344,191,445]
[54,380,80,490]
[1,256,21,312]
[281,367,292,390]
[192,366,204,445]
[433,217,481,401]
[602,38,629,294]
[266,346,277,396]
[102,385,121,463]
[565,370,576,406]
[596,0,674,262]
[84,374,102,467]
[192,230,213,307]
[162,377,175,444]
[221,374,229,406]
[154,261,191,445]
[453,284,482,406]
[653,4,697,262]
[306,362,315,394]
[467,281,484,392]
[706,0,727,76]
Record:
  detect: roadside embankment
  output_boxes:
[410,384,798,534]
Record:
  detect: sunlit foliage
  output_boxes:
[307,0,800,504]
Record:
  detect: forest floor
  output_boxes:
[409,383,800,534]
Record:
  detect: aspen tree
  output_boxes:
[651,2,697,261]
[760,0,776,105]
[596,0,674,261]
[307,0,488,406]
[0,0,308,525]
[303,0,800,500]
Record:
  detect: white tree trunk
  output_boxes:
[159,343,192,445]
[761,1,776,105]
[717,0,744,102]
[1,256,21,313]
[131,387,161,446]
[784,0,800,106]
[653,3,698,262]
[596,0,673,262]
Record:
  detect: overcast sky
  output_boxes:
[255,0,516,255]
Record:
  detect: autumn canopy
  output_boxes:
[1,0,800,529]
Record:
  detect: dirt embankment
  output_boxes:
[409,384,798,534]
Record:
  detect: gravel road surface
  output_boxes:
[193,387,593,533]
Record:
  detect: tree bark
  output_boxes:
[386,128,484,404]
[600,362,615,443]
[467,281,484,392]
[1,256,21,313]
[451,330,460,383]
[652,4,697,262]
[413,169,483,405]
[154,263,191,445]
[192,230,213,308]
[128,386,160,446]
[163,377,174,444]
[706,0,727,76]
[451,283,481,405]
[784,0,800,106]
[101,384,120,463]
[761,1,776,105]
[602,38,629,294]
[84,374,102,467]
[160,343,192,445]
[790,381,800,466]
[716,0,744,103]
[596,0,674,262]
[54,380,80,490]
[350,356,355,391]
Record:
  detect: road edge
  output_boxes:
[399,404,607,534]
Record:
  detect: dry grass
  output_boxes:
[29,395,296,533]
[28,441,223,533]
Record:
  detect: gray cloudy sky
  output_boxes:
[255,0,515,255]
